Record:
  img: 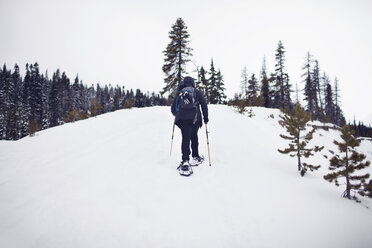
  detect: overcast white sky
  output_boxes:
[1,0,372,124]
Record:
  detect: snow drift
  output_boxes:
[1,105,372,248]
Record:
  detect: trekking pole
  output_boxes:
[170,117,176,156]
[205,123,212,166]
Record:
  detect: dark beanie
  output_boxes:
[183,76,195,87]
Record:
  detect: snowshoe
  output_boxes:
[190,155,204,166]
[177,161,193,176]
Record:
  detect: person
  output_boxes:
[171,76,208,175]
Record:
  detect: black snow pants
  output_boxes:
[177,119,200,161]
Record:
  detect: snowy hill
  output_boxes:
[1,105,372,248]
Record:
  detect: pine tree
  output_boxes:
[302,52,318,119]
[208,59,219,104]
[283,74,291,108]
[60,72,71,119]
[7,65,22,139]
[199,66,209,103]
[161,18,193,96]
[135,89,145,107]
[361,179,372,198]
[324,83,334,123]
[334,77,340,110]
[41,72,51,130]
[274,41,291,108]
[49,69,62,127]
[324,125,370,202]
[321,72,330,109]
[260,57,270,108]
[247,73,258,105]
[90,97,101,117]
[0,65,9,139]
[312,60,322,115]
[113,87,120,111]
[19,65,31,137]
[333,77,345,126]
[215,69,226,104]
[71,75,81,111]
[278,103,324,176]
[29,63,43,126]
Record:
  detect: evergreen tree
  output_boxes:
[321,72,330,110]
[0,65,9,139]
[334,77,340,110]
[268,73,277,107]
[278,103,324,176]
[215,69,226,104]
[247,73,258,104]
[135,89,145,107]
[49,69,62,126]
[90,97,101,117]
[161,18,193,96]
[71,75,81,110]
[0,67,3,138]
[113,87,120,111]
[324,125,370,202]
[312,60,322,114]
[19,66,30,137]
[199,66,209,103]
[361,179,372,198]
[102,85,111,113]
[260,57,270,108]
[60,72,71,119]
[41,72,51,129]
[29,63,43,126]
[283,74,291,108]
[324,83,334,122]
[333,77,345,126]
[273,41,291,108]
[302,52,318,119]
[7,65,22,139]
[208,59,219,104]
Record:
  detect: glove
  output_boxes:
[204,117,209,124]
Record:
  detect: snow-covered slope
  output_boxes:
[1,105,372,248]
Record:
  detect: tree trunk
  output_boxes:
[345,148,351,199]
[297,131,301,171]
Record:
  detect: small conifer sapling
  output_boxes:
[278,103,324,176]
[323,125,370,202]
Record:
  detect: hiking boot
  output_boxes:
[190,155,204,166]
[178,160,193,176]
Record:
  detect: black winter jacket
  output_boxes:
[171,86,208,127]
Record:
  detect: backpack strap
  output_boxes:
[175,95,179,112]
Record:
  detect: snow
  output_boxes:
[1,105,372,248]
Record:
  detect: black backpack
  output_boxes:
[178,86,197,111]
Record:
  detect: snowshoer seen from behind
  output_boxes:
[171,76,209,176]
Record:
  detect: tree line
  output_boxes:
[161,17,371,137]
[0,63,167,140]
[232,41,347,128]
[348,120,372,138]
